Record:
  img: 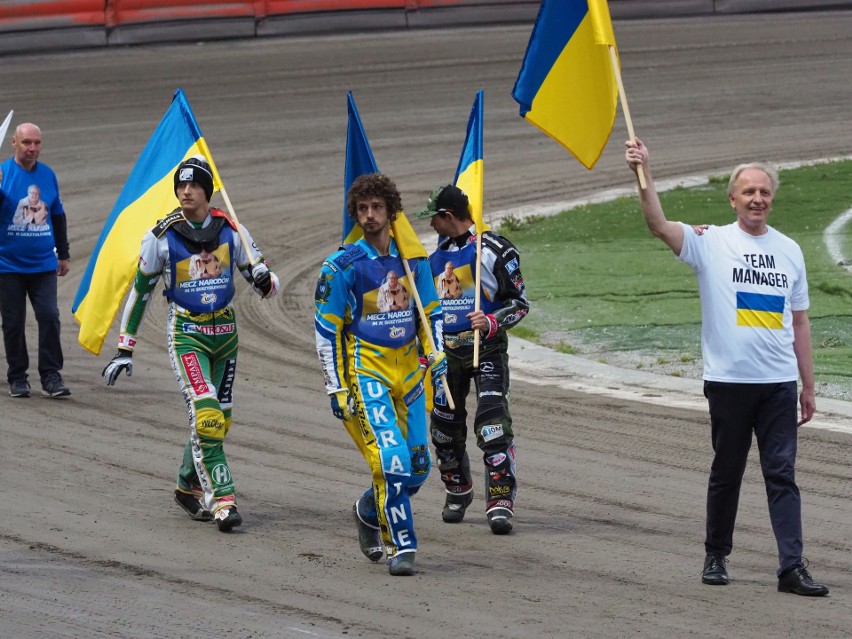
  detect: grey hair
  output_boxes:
[727,162,779,197]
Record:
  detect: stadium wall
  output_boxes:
[0,0,849,54]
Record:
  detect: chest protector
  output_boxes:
[430,241,501,333]
[344,247,417,348]
[162,212,237,313]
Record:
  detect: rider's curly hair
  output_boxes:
[346,173,401,222]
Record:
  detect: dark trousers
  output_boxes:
[430,331,517,511]
[703,381,803,574]
[0,271,63,384]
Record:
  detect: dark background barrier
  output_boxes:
[0,0,850,53]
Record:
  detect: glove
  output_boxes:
[102,349,133,386]
[251,262,273,296]
[330,389,355,420]
[428,351,447,380]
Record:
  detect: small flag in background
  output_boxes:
[512,0,619,169]
[72,89,222,355]
[454,90,489,234]
[342,92,426,259]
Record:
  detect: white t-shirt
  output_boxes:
[678,221,808,383]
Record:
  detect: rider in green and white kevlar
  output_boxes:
[102,156,279,533]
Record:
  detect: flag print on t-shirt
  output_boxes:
[736,291,784,329]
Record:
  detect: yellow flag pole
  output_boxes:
[608,45,646,190]
[398,249,456,411]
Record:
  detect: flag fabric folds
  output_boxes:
[453,90,489,234]
[343,92,426,259]
[72,89,222,355]
[511,0,619,170]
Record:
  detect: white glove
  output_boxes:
[103,349,133,386]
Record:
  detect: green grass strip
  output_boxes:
[500,160,852,393]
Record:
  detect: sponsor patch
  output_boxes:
[432,429,452,444]
[481,424,504,442]
[505,258,519,274]
[403,380,424,406]
[181,322,235,335]
[181,352,210,395]
[486,452,507,466]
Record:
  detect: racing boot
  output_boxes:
[434,443,473,523]
[353,493,383,562]
[484,446,517,535]
[486,503,514,535]
[215,506,243,532]
[174,487,213,522]
[442,490,473,523]
[387,551,417,576]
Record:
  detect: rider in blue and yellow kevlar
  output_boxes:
[102,156,279,533]
[314,173,446,576]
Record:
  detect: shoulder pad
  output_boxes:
[332,243,367,269]
[151,210,185,238]
[483,232,519,260]
[210,208,238,231]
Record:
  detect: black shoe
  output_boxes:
[214,506,243,532]
[174,489,213,521]
[41,376,71,398]
[353,498,383,562]
[778,566,829,596]
[388,552,417,576]
[487,507,513,535]
[9,379,30,398]
[442,491,473,523]
[701,553,730,585]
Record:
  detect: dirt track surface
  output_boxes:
[2,11,851,639]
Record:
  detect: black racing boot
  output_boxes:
[353,496,383,562]
[442,491,473,523]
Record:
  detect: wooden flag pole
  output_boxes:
[608,46,646,190]
[399,252,456,411]
[472,232,483,367]
[218,185,261,266]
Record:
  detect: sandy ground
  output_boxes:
[1,11,852,639]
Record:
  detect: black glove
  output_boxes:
[251,263,273,296]
[102,349,133,386]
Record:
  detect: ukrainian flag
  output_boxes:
[736,292,785,329]
[73,89,222,355]
[454,90,489,234]
[342,92,425,259]
[512,0,619,169]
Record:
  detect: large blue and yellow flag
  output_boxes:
[73,89,222,355]
[343,92,425,259]
[511,0,619,169]
[453,90,489,234]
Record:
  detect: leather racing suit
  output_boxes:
[314,236,442,559]
[116,208,278,517]
[428,227,529,520]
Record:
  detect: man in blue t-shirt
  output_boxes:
[0,122,71,398]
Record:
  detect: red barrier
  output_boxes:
[106,1,257,27]
[262,0,408,16]
[0,1,105,27]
